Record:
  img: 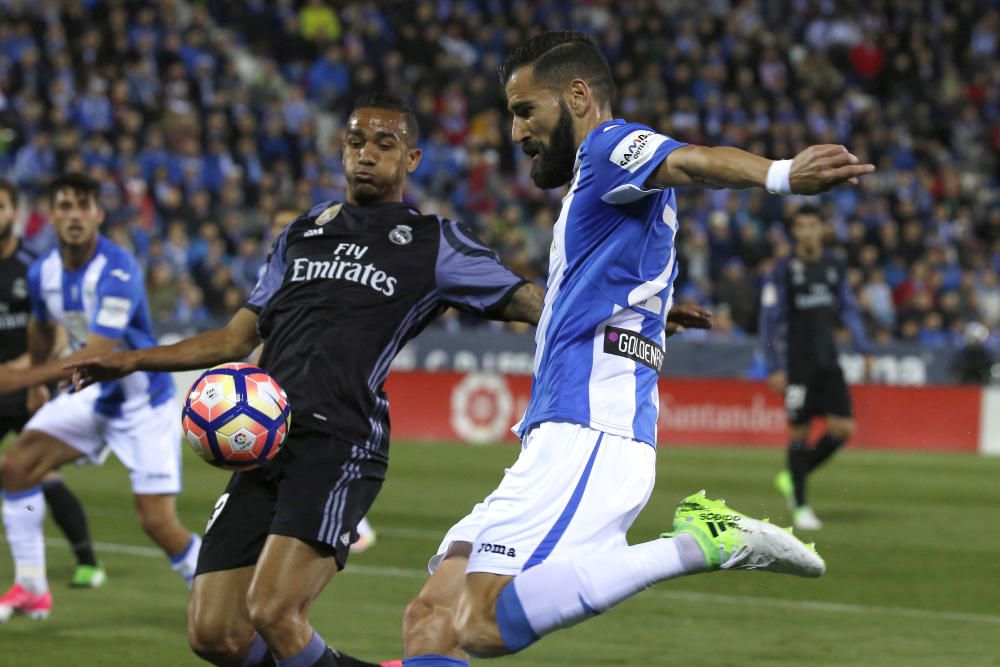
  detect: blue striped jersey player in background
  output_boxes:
[0,173,201,622]
[400,31,876,666]
[0,176,106,609]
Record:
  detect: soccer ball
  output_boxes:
[181,363,292,470]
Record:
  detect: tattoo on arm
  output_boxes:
[500,283,544,326]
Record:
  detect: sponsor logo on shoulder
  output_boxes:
[389,224,413,245]
[303,228,324,238]
[109,268,131,281]
[609,130,667,171]
[315,203,342,226]
[604,326,664,372]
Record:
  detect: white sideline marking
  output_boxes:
[23,537,1000,626]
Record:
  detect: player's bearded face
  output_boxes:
[523,101,577,189]
[51,189,102,248]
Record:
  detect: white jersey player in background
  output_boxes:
[400,31,875,666]
[0,173,200,622]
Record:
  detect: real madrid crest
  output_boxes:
[11,277,27,300]
[389,224,413,245]
[315,203,342,226]
[791,259,805,285]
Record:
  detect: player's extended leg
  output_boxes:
[815,415,854,471]
[113,398,201,585]
[402,543,471,664]
[245,534,381,666]
[133,493,201,585]
[0,430,82,620]
[453,491,824,659]
[40,473,105,587]
[188,566,262,667]
[453,536,709,658]
[783,421,812,508]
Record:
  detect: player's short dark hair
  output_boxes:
[48,172,100,204]
[794,204,823,220]
[351,92,420,144]
[0,178,18,207]
[499,30,615,106]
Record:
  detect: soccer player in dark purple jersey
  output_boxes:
[65,94,544,667]
[761,205,873,530]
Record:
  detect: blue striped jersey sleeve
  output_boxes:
[26,259,48,323]
[590,122,688,205]
[90,257,142,339]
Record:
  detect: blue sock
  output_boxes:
[494,536,704,653]
[278,631,326,667]
[402,656,469,666]
[494,581,539,653]
[242,634,272,667]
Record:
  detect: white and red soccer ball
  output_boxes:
[181,363,292,470]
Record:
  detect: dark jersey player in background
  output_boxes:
[0,178,104,593]
[67,94,545,667]
[760,205,872,531]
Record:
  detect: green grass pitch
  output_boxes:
[1,440,998,666]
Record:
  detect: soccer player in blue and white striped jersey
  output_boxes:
[403,31,874,665]
[0,174,200,622]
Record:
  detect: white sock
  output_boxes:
[2,488,48,594]
[169,533,201,587]
[496,534,707,651]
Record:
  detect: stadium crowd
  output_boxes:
[1,0,998,352]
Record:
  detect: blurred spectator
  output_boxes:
[952,323,996,384]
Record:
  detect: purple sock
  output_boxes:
[402,657,469,666]
[277,631,326,667]
[242,634,271,667]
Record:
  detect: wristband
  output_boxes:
[766,159,793,195]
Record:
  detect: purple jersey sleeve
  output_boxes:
[589,122,688,205]
[435,218,528,314]
[246,225,290,313]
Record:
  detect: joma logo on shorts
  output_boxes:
[476,542,516,557]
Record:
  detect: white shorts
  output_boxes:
[25,387,183,495]
[430,422,657,576]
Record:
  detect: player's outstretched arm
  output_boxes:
[649,144,875,195]
[66,307,261,391]
[496,283,545,326]
[0,318,119,395]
